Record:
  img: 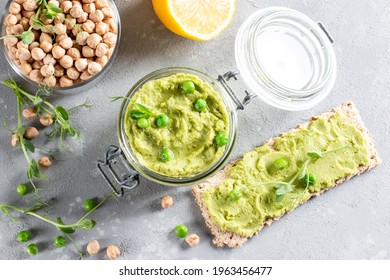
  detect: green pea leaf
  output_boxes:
[307,150,323,159]
[274,184,294,196]
[130,109,150,119]
[24,203,45,213]
[77,219,96,230]
[1,206,9,214]
[57,217,76,234]
[56,106,69,121]
[33,96,43,106]
[22,139,35,153]
[20,31,34,45]
[27,160,40,179]
[47,3,62,13]
[275,194,285,203]
[65,127,76,137]
[14,125,26,136]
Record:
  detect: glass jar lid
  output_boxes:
[235,7,337,111]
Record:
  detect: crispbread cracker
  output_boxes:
[192,102,382,248]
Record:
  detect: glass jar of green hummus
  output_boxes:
[97,67,256,195]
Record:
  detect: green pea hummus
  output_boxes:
[201,113,369,237]
[124,73,229,177]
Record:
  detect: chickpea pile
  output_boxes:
[3,0,118,88]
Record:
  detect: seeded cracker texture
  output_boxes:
[192,102,382,248]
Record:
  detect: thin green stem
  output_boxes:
[76,193,113,224]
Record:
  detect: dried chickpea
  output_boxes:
[59,75,73,87]
[67,48,81,60]
[95,22,108,35]
[65,16,76,30]
[40,41,53,53]
[29,41,40,51]
[38,156,52,168]
[77,12,89,23]
[15,13,22,21]
[89,10,104,23]
[43,76,57,87]
[16,48,31,61]
[56,34,68,43]
[72,0,82,7]
[82,46,94,58]
[86,240,100,256]
[23,0,39,12]
[48,0,60,7]
[11,24,24,35]
[107,46,115,59]
[59,37,73,49]
[9,2,21,15]
[43,54,56,65]
[82,0,94,4]
[106,245,120,260]
[103,32,117,47]
[32,60,44,69]
[22,108,37,120]
[185,234,200,247]
[95,0,108,9]
[76,31,89,45]
[20,62,33,75]
[52,45,66,59]
[88,62,102,76]
[8,47,18,60]
[101,7,114,19]
[40,14,53,25]
[39,33,52,43]
[95,55,108,67]
[40,113,54,126]
[86,33,102,49]
[54,23,67,35]
[59,55,73,69]
[22,10,35,19]
[82,20,95,33]
[31,48,46,61]
[70,5,83,18]
[95,43,108,57]
[17,40,28,49]
[41,64,55,77]
[11,134,20,147]
[83,3,95,13]
[24,126,39,140]
[4,36,18,47]
[54,64,65,77]
[80,70,93,81]
[66,67,80,80]
[75,58,88,72]
[71,27,79,37]
[20,17,30,30]
[30,17,41,31]
[4,14,18,26]
[29,69,44,82]
[104,18,117,33]
[161,195,173,209]
[60,1,73,13]
[42,24,55,34]
[54,13,65,24]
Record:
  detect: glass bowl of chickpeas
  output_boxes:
[1,0,121,93]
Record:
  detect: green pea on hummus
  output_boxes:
[124,73,230,177]
[201,113,369,237]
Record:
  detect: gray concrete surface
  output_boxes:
[0,0,389,260]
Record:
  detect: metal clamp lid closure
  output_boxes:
[97,145,139,197]
[217,71,257,110]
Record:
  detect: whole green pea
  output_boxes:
[156,114,169,127]
[194,99,207,112]
[84,198,97,211]
[180,80,195,94]
[273,158,288,170]
[174,224,188,238]
[26,244,38,255]
[304,173,317,186]
[215,131,229,147]
[17,230,31,243]
[137,118,149,129]
[229,189,243,201]
[160,148,174,162]
[16,183,29,196]
[54,236,67,248]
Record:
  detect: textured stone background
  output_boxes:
[0,0,389,260]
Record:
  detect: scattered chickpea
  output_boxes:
[39,33,52,44]
[86,240,100,256]
[20,17,30,30]
[54,23,67,35]
[29,69,44,82]
[4,36,18,47]
[22,10,35,19]
[80,70,93,80]
[185,234,200,247]
[87,62,101,76]
[59,75,73,87]
[43,76,57,87]
[40,113,54,126]
[43,54,56,65]
[82,3,95,13]
[70,5,83,18]
[42,24,55,34]
[82,0,94,4]
[106,245,120,260]
[38,156,52,168]
[103,32,117,47]
[95,22,108,35]
[23,0,39,12]
[65,16,76,30]
[32,60,44,69]
[52,45,66,59]
[20,62,33,75]
[16,48,31,61]
[4,14,18,26]
[89,10,104,23]
[22,108,37,120]
[76,31,89,45]
[75,58,88,72]
[86,33,102,49]
[59,37,73,49]
[82,20,95,33]
[60,1,73,13]
[9,2,22,14]
[77,11,89,23]
[11,24,25,36]
[24,126,39,140]
[54,64,65,77]
[17,40,28,50]
[95,42,108,57]
[59,55,74,69]
[95,55,108,67]
[29,41,40,51]
[41,64,55,77]
[101,7,114,19]
[67,67,80,80]
[40,41,53,53]
[82,45,94,58]
[161,195,174,209]
[67,47,81,60]
[95,0,108,9]
[56,34,68,43]
[11,134,20,147]
[31,48,46,61]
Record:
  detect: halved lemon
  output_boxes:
[152,0,236,41]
